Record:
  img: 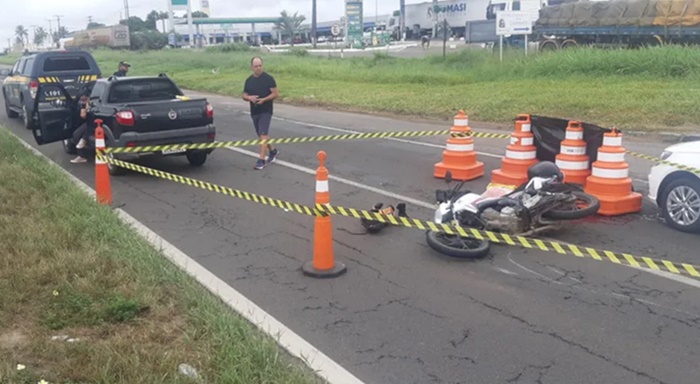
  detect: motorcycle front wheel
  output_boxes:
[542,191,600,220]
[426,231,491,259]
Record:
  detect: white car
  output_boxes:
[648,140,700,233]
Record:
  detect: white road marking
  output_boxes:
[627,267,700,289]
[9,131,367,384]
[494,267,518,276]
[226,146,436,210]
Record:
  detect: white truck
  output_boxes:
[387,0,493,39]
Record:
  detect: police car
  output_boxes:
[1,49,101,130]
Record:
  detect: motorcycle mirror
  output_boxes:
[445,171,452,184]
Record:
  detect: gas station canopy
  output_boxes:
[174,17,282,25]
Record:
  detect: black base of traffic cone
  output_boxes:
[301,261,347,279]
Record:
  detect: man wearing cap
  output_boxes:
[113,61,130,77]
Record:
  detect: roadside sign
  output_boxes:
[345,1,364,48]
[496,11,533,36]
[331,24,341,36]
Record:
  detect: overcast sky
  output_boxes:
[2,0,429,49]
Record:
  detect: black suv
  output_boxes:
[1,49,101,129]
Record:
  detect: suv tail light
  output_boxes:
[206,102,214,119]
[115,110,135,126]
[29,80,39,99]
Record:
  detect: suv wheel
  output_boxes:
[186,151,208,167]
[4,95,18,118]
[22,103,35,130]
[660,177,700,233]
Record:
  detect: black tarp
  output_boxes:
[530,115,613,164]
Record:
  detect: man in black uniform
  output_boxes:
[242,56,279,170]
[113,61,130,77]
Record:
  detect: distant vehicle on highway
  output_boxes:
[648,141,700,233]
[31,74,216,175]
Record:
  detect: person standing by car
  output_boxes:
[242,56,279,170]
[113,61,130,77]
[70,89,95,164]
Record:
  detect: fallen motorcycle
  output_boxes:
[426,161,600,259]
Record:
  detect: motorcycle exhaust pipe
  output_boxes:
[518,224,560,237]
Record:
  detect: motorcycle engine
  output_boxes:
[480,206,526,233]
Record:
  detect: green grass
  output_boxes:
[0,126,322,384]
[3,45,700,131]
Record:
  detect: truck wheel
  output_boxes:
[186,151,207,167]
[22,103,35,130]
[561,39,578,49]
[539,40,558,52]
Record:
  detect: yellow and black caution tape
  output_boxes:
[102,130,511,154]
[98,154,700,279]
[626,150,700,176]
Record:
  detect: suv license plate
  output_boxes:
[162,148,186,155]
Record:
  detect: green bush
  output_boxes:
[287,47,309,57]
[206,42,252,53]
[129,30,168,51]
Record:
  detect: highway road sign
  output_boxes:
[331,24,341,36]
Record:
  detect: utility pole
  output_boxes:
[124,0,130,20]
[30,24,39,49]
[54,15,63,38]
[399,0,405,41]
[46,19,54,48]
[432,0,438,38]
[312,0,317,48]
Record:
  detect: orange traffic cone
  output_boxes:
[584,127,642,216]
[555,120,591,186]
[94,119,112,206]
[434,110,484,181]
[491,114,539,187]
[302,150,347,278]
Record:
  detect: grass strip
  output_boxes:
[0,126,322,384]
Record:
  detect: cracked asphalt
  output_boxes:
[3,89,700,384]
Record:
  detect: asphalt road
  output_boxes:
[3,88,700,384]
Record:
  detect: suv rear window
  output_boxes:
[108,79,183,103]
[42,56,92,72]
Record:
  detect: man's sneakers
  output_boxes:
[255,149,280,170]
[254,158,266,170]
[268,148,279,164]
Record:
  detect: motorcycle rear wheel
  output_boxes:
[542,191,600,220]
[426,231,490,259]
